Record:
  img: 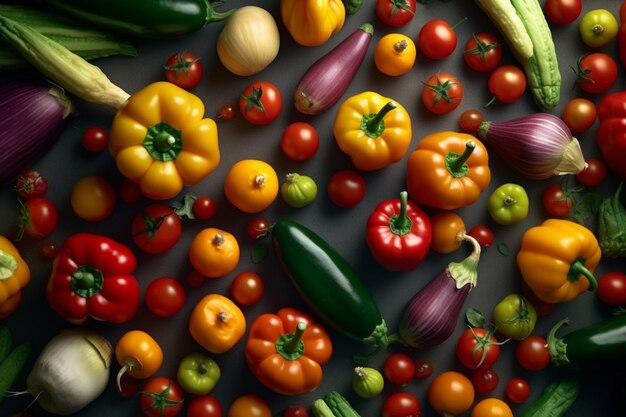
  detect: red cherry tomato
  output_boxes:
[193,196,217,220]
[544,0,582,25]
[284,405,309,417]
[471,368,499,394]
[515,335,550,371]
[486,65,527,106]
[144,277,186,317]
[217,103,236,121]
[596,272,626,305]
[375,0,416,27]
[382,392,421,417]
[81,126,108,152]
[281,122,320,161]
[383,353,415,385]
[164,51,203,89]
[40,240,60,259]
[458,109,484,134]
[422,72,463,115]
[418,18,463,60]
[230,271,265,306]
[246,216,270,240]
[15,170,48,199]
[414,359,433,380]
[574,53,618,94]
[17,197,58,240]
[238,80,282,125]
[186,395,222,417]
[327,170,366,208]
[561,98,596,133]
[575,159,607,187]
[505,378,531,404]
[139,377,184,417]
[131,204,182,254]
[541,184,574,217]
[468,224,494,250]
[463,33,503,72]
[456,328,501,370]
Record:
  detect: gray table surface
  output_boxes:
[1,0,625,416]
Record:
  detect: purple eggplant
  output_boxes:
[294,23,373,115]
[397,235,482,348]
[0,81,73,183]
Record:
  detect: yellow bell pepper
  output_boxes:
[516,219,602,304]
[280,0,345,47]
[333,91,412,171]
[0,235,30,318]
[109,81,220,200]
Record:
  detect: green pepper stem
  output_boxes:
[361,101,397,138]
[449,141,475,173]
[71,265,104,298]
[206,4,236,23]
[567,257,598,291]
[389,191,412,236]
[285,322,306,354]
[275,321,306,361]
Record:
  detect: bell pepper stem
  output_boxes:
[71,265,104,298]
[448,140,475,174]
[285,321,306,353]
[361,101,397,138]
[0,249,18,279]
[275,321,307,361]
[567,257,598,291]
[389,191,412,236]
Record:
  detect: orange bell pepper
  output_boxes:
[280,0,345,47]
[244,307,332,396]
[189,294,246,354]
[406,131,491,210]
[516,219,602,304]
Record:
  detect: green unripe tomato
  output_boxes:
[492,294,537,340]
[352,366,384,398]
[176,352,221,395]
[487,183,529,225]
[579,9,618,48]
[281,173,318,208]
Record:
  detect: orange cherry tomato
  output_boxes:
[70,175,116,221]
[189,228,240,278]
[189,293,246,354]
[227,394,272,417]
[374,33,416,76]
[470,398,513,417]
[428,371,475,416]
[224,159,279,213]
[114,330,163,389]
[430,211,468,254]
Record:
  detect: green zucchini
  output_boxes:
[45,0,234,38]
[0,5,136,70]
[311,398,335,417]
[474,0,534,59]
[0,341,31,404]
[270,220,389,363]
[510,0,561,110]
[325,391,361,417]
[520,377,579,417]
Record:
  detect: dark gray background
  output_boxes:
[1,0,625,416]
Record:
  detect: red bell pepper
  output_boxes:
[366,191,432,271]
[46,233,140,324]
[619,1,626,69]
[597,91,626,181]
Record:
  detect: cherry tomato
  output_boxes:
[239,81,282,125]
[230,271,264,306]
[40,240,59,259]
[383,352,415,385]
[284,406,308,417]
[504,378,531,404]
[119,178,142,204]
[131,204,182,254]
[544,0,582,25]
[579,9,618,48]
[81,126,108,152]
[561,98,596,133]
[574,53,618,94]
[418,18,463,60]
[421,72,463,115]
[428,371,475,416]
[187,395,222,417]
[281,122,320,161]
[374,33,416,76]
[486,65,526,106]
[327,170,366,208]
[596,272,626,305]
[575,159,607,187]
[429,211,467,254]
[70,175,116,221]
[185,269,206,288]
[193,196,217,220]
[468,224,494,250]
[15,170,48,199]
[414,359,433,380]
[541,184,574,217]
[515,335,550,371]
[456,328,501,370]
[17,197,58,240]
[463,32,502,72]
[458,108,484,134]
[145,277,186,317]
[139,377,184,417]
[246,216,270,240]
[217,103,236,121]
[382,392,420,417]
[375,0,416,27]
[164,51,203,89]
[470,398,513,417]
[227,394,271,417]
[471,368,499,394]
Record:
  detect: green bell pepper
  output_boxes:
[176,352,221,395]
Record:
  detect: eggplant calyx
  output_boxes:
[447,234,481,290]
[546,317,570,366]
[353,320,390,364]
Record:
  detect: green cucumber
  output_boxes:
[474,0,534,59]
[520,377,579,417]
[311,398,335,417]
[0,341,31,403]
[270,220,389,363]
[325,391,361,417]
[510,0,561,110]
[0,4,136,70]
